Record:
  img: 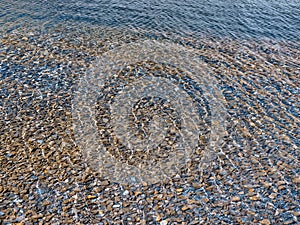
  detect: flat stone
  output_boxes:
[232,196,241,202]
[260,219,271,225]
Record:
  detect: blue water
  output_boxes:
[1,0,300,41]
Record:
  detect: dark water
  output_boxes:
[1,0,300,41]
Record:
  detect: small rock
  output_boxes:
[187,199,200,204]
[292,211,300,217]
[192,183,202,189]
[260,219,271,225]
[284,220,295,225]
[37,139,44,144]
[87,195,97,199]
[32,214,43,219]
[156,214,162,222]
[292,176,300,184]
[232,196,240,202]
[160,220,168,225]
[250,195,260,201]
[41,200,51,206]
[22,36,28,41]
[100,180,110,186]
[249,188,255,193]
[262,182,272,188]
[176,188,183,193]
[202,197,209,203]
[181,205,190,211]
[268,193,277,199]
[134,191,142,196]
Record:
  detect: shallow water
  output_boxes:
[0,1,300,224]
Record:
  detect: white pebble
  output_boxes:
[160,220,168,225]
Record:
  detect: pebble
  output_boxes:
[160,220,168,225]
[202,197,209,203]
[292,176,300,184]
[21,36,28,41]
[156,214,162,222]
[268,193,277,199]
[87,195,97,199]
[284,220,295,225]
[232,196,241,202]
[260,219,271,225]
[250,195,261,201]
[181,205,190,211]
[176,188,184,193]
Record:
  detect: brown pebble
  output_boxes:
[100,180,110,186]
[284,220,295,225]
[134,191,142,196]
[292,211,300,217]
[232,196,240,202]
[202,197,209,203]
[262,182,272,188]
[260,219,271,225]
[292,176,300,184]
[192,183,202,189]
[62,205,71,212]
[32,214,43,219]
[277,181,286,185]
[187,199,200,204]
[181,205,190,211]
[269,193,277,199]
[41,200,51,206]
[156,214,162,222]
[22,36,28,41]
[176,188,183,193]
[250,195,260,201]
[140,219,147,225]
[87,195,97,199]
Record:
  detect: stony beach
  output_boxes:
[0,21,300,224]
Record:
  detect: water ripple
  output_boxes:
[1,0,300,40]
